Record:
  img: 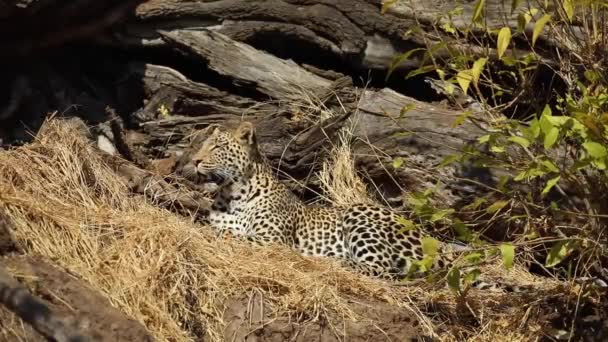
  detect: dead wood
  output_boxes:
[0,210,89,341]
[99,151,211,220]
[0,267,91,342]
[127,29,487,206]
[0,0,522,208]
[123,0,562,72]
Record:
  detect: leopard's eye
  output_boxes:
[215,140,229,148]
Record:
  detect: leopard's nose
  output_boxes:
[191,156,202,167]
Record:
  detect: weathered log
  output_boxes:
[0,267,90,342]
[0,209,88,341]
[124,0,562,72]
[123,29,488,206]
[0,254,156,342]
[112,0,567,120]
[98,150,212,220]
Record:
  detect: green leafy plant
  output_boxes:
[383,0,608,290]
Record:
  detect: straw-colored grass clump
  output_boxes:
[0,118,560,341]
[0,119,411,340]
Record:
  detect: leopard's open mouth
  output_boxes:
[198,170,225,185]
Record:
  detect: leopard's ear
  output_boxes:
[206,124,221,136]
[192,124,220,147]
[235,121,256,146]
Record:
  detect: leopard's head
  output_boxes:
[192,121,260,184]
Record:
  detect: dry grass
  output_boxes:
[317,129,375,207]
[0,118,565,341]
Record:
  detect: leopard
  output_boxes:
[191,121,527,289]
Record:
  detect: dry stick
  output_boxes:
[0,267,90,342]
[99,152,212,218]
[99,109,212,217]
[105,106,151,169]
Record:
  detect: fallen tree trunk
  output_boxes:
[111,0,566,123]
[0,266,89,342]
[100,152,212,219]
[126,29,487,206]
[124,0,562,72]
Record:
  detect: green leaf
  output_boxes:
[486,200,509,214]
[472,0,486,23]
[407,195,426,208]
[448,6,464,17]
[405,64,436,79]
[508,136,531,148]
[524,230,539,240]
[517,13,527,32]
[592,159,607,170]
[563,0,574,22]
[463,268,481,285]
[158,104,171,118]
[464,252,484,264]
[386,48,427,80]
[430,208,455,223]
[511,0,522,13]
[416,256,435,272]
[541,104,552,118]
[392,157,404,169]
[497,27,511,60]
[584,69,600,83]
[478,134,491,144]
[399,103,417,118]
[462,197,487,211]
[539,115,554,136]
[490,145,505,153]
[542,175,561,196]
[499,243,515,270]
[441,21,457,35]
[543,127,559,149]
[529,118,541,139]
[380,0,399,14]
[582,141,608,158]
[453,219,474,242]
[442,82,456,95]
[422,237,439,257]
[540,160,559,173]
[447,267,461,293]
[456,69,474,94]
[497,175,510,191]
[514,171,527,182]
[487,246,501,257]
[545,240,577,267]
[396,216,417,233]
[435,69,446,80]
[532,14,552,47]
[471,58,487,84]
[451,110,472,127]
[438,154,460,168]
[546,116,569,126]
[514,166,547,181]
